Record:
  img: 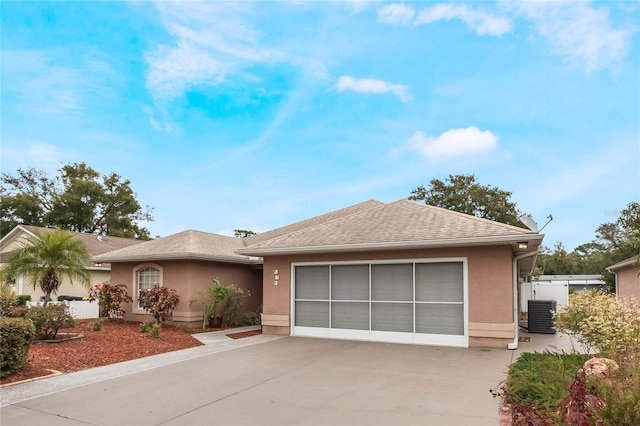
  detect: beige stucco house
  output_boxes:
[238,200,543,349]
[92,230,263,324]
[0,225,142,301]
[92,199,543,349]
[607,255,640,299]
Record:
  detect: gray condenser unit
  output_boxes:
[528,300,557,334]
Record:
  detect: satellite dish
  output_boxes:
[519,215,538,232]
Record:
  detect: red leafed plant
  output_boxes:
[88,281,133,320]
[561,370,605,426]
[138,286,180,325]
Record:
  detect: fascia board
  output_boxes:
[238,233,544,256]
[92,252,262,265]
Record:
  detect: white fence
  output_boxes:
[26,300,99,319]
[521,282,569,313]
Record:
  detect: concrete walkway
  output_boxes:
[0,330,583,426]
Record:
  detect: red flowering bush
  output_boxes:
[88,281,133,320]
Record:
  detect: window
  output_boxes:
[134,265,162,311]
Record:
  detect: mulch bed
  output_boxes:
[1,320,203,386]
[226,329,262,339]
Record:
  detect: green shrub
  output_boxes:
[139,322,151,333]
[15,295,31,306]
[25,303,75,340]
[593,352,640,425]
[138,286,180,325]
[0,317,36,377]
[176,323,193,333]
[222,285,249,326]
[149,323,161,338]
[244,311,260,326]
[506,351,589,411]
[0,282,16,317]
[89,318,105,331]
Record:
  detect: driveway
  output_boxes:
[0,332,576,426]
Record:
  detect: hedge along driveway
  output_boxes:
[1,336,523,425]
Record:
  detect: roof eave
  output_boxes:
[92,252,262,265]
[607,255,640,272]
[238,233,544,256]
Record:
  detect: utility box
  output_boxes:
[528,300,557,334]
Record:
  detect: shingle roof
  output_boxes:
[239,199,542,255]
[92,230,259,264]
[607,255,640,272]
[3,225,142,257]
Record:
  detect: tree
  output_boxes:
[535,243,583,275]
[1,163,154,239]
[234,229,256,238]
[409,174,524,226]
[0,230,91,304]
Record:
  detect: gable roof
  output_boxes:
[607,255,640,272]
[239,199,542,256]
[0,225,143,260]
[92,229,260,265]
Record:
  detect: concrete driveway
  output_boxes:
[1,332,577,426]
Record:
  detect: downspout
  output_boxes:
[508,250,539,350]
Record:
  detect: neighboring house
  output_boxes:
[607,255,640,299]
[0,225,143,301]
[92,230,263,323]
[238,199,543,349]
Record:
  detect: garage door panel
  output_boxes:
[295,301,329,327]
[371,264,412,301]
[295,266,329,300]
[331,301,369,330]
[415,303,464,335]
[331,265,369,300]
[415,262,463,302]
[371,302,413,332]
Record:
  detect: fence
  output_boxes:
[26,300,99,319]
[521,282,569,313]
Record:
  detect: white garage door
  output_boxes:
[292,259,468,347]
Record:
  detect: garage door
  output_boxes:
[292,260,468,347]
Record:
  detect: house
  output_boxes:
[92,199,543,349]
[607,255,640,299]
[91,230,263,323]
[0,225,143,301]
[238,199,543,349]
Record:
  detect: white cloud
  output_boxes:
[377,3,415,25]
[377,3,511,36]
[335,76,410,102]
[415,4,512,36]
[406,126,499,162]
[346,0,369,14]
[146,2,328,102]
[510,2,630,71]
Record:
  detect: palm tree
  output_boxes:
[1,230,91,305]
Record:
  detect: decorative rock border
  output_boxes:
[0,369,63,388]
[32,333,84,344]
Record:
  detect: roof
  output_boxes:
[239,199,542,256]
[0,225,143,260]
[607,255,640,272]
[92,230,260,265]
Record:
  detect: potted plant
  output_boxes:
[191,278,229,329]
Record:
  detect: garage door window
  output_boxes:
[293,260,467,346]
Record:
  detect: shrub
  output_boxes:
[149,323,161,338]
[89,318,105,331]
[191,279,229,329]
[176,323,193,333]
[88,281,133,320]
[15,295,31,306]
[506,351,589,412]
[139,322,151,333]
[593,352,640,425]
[244,311,260,326]
[138,286,180,325]
[0,317,36,377]
[25,303,75,339]
[222,285,249,326]
[0,282,16,317]
[554,290,640,357]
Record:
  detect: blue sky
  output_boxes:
[1,1,638,250]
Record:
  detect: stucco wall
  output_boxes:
[110,260,262,324]
[261,245,515,347]
[616,264,640,300]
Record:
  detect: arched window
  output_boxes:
[134,264,162,311]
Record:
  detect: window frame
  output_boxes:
[132,263,163,314]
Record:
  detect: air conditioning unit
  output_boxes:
[528,300,557,334]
